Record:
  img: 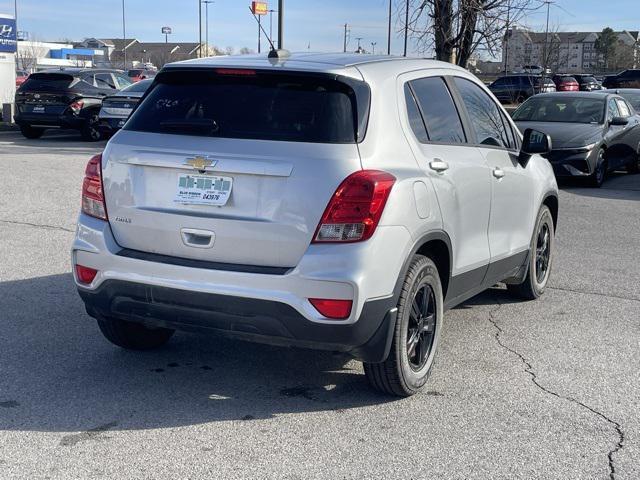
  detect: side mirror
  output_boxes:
[610,116,629,126]
[519,128,552,166]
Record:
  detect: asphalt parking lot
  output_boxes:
[0,129,639,479]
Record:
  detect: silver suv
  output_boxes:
[73,53,558,396]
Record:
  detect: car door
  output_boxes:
[451,76,535,283]
[604,97,627,170]
[399,72,492,304]
[612,97,640,167]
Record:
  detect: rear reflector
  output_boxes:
[313,170,396,243]
[309,298,353,320]
[81,154,108,220]
[75,265,98,284]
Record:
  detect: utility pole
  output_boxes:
[504,0,510,74]
[122,0,127,69]
[371,42,377,54]
[403,0,409,57]
[198,0,202,58]
[343,23,349,53]
[203,1,213,56]
[387,0,392,55]
[277,0,284,49]
[269,9,276,46]
[258,15,262,53]
[542,1,552,81]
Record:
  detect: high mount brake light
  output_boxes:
[215,68,257,76]
[313,170,396,243]
[81,154,108,221]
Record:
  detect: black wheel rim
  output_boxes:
[88,115,100,140]
[596,151,605,184]
[535,222,551,284]
[407,284,436,371]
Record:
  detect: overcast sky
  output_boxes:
[1,0,638,58]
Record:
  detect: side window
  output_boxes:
[616,99,631,117]
[499,110,518,150]
[404,84,429,143]
[409,77,466,144]
[607,99,620,121]
[453,77,511,149]
[114,74,132,89]
[95,73,116,89]
[81,74,96,87]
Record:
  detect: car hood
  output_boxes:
[515,121,603,148]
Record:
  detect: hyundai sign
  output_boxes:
[0,14,17,53]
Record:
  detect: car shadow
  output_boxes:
[0,273,395,434]
[559,172,640,201]
[2,129,107,149]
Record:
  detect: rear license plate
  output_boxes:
[174,174,232,206]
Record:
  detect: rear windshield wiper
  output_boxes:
[159,118,219,135]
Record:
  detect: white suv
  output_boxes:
[73,53,558,396]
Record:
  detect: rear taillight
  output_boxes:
[81,154,108,220]
[75,265,98,284]
[69,100,84,114]
[313,170,396,243]
[309,298,353,320]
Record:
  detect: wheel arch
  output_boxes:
[542,192,559,231]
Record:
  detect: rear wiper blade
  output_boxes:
[159,118,219,135]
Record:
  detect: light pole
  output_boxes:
[122,0,127,69]
[268,9,276,46]
[198,0,202,58]
[403,0,409,56]
[277,0,283,49]
[203,0,213,56]
[371,42,377,55]
[542,0,552,81]
[387,0,392,55]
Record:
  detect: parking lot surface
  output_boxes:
[1,130,639,479]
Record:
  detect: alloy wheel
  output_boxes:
[535,223,551,284]
[407,283,436,371]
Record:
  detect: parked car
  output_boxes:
[552,75,579,92]
[614,89,640,111]
[513,92,640,187]
[489,74,556,103]
[602,69,640,89]
[72,53,558,397]
[521,65,544,75]
[15,70,29,87]
[601,75,618,89]
[127,68,156,82]
[14,68,133,141]
[571,74,602,91]
[98,78,153,135]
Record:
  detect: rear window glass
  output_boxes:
[128,70,143,77]
[125,69,370,143]
[20,73,74,91]
[121,79,153,93]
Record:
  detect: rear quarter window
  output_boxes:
[125,69,370,144]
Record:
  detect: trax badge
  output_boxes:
[184,155,216,171]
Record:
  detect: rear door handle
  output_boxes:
[493,167,505,179]
[429,159,449,172]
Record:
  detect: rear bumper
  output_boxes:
[80,280,397,362]
[14,112,85,130]
[72,213,412,362]
[98,117,126,134]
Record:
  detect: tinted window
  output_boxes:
[128,69,143,77]
[618,91,640,110]
[19,73,74,91]
[126,70,368,143]
[121,78,153,93]
[404,84,429,143]
[115,74,133,89]
[491,77,509,87]
[513,97,605,124]
[409,77,465,144]
[453,77,511,148]
[95,73,116,89]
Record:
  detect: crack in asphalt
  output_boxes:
[487,300,625,480]
[0,219,74,233]
[548,285,640,304]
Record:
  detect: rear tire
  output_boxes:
[507,205,554,301]
[20,125,44,139]
[364,255,442,397]
[627,153,639,174]
[97,316,175,350]
[81,112,102,142]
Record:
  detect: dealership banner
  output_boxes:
[0,14,17,53]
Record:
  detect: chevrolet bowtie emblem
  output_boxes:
[184,156,216,170]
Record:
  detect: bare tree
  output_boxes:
[16,39,49,72]
[404,0,542,67]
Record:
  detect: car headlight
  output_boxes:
[576,143,597,153]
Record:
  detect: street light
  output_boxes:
[268,9,276,46]
[122,0,127,68]
[371,42,377,55]
[198,0,202,58]
[203,0,214,56]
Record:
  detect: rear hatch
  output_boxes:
[103,68,369,268]
[16,73,78,116]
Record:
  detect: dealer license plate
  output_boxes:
[174,174,232,206]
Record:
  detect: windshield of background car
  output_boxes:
[618,92,640,111]
[513,96,604,124]
[19,73,75,91]
[120,79,153,93]
[125,69,370,143]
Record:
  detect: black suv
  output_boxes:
[488,75,556,104]
[14,68,132,141]
[571,74,602,91]
[603,70,640,89]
